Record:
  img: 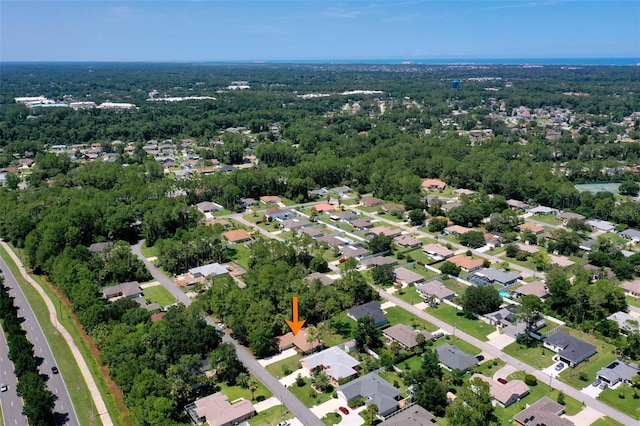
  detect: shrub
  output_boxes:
[295,374,305,387]
[618,392,625,399]
[557,391,565,405]
[578,372,588,381]
[524,374,537,386]
[393,380,400,388]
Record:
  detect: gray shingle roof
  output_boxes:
[347,301,389,327]
[435,343,477,371]
[338,372,400,417]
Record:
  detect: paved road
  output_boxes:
[131,241,324,426]
[0,320,28,426]
[0,257,79,426]
[377,289,638,424]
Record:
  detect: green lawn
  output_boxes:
[626,296,640,309]
[591,417,625,426]
[535,318,563,335]
[384,306,438,332]
[378,369,408,394]
[140,242,159,258]
[403,248,438,266]
[440,279,470,296]
[248,405,292,426]
[1,245,115,426]
[475,358,506,376]
[502,341,556,369]
[321,412,342,425]
[599,232,629,245]
[398,355,423,372]
[394,286,425,305]
[324,313,354,347]
[226,243,252,270]
[432,335,481,356]
[528,215,562,226]
[219,378,272,402]
[358,205,381,213]
[265,354,303,379]
[557,329,617,390]
[142,285,176,306]
[598,385,640,420]
[427,304,493,341]
[287,377,333,408]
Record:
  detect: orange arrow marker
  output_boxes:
[286,296,306,335]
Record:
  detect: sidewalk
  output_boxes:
[1,241,114,426]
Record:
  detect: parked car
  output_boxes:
[554,362,565,371]
[599,382,608,390]
[497,378,507,384]
[51,366,59,374]
[339,406,349,415]
[592,379,601,387]
[476,355,485,362]
[0,383,7,392]
[338,257,347,263]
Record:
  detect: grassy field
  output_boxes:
[598,385,640,420]
[248,405,292,425]
[475,358,506,376]
[403,248,438,266]
[219,378,272,402]
[591,416,625,426]
[427,304,493,341]
[398,355,423,372]
[265,354,303,379]
[0,245,115,426]
[384,306,438,332]
[393,286,425,305]
[140,242,159,258]
[502,341,556,369]
[321,412,342,425]
[528,215,562,226]
[226,243,252,270]
[142,284,176,306]
[440,279,470,296]
[626,295,640,309]
[432,335,481,356]
[287,377,333,408]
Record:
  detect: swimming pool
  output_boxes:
[499,291,510,298]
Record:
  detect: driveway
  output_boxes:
[280,368,310,387]
[542,362,566,378]
[563,405,603,425]
[581,384,605,399]
[259,348,298,367]
[487,330,515,350]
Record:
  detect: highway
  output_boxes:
[131,241,324,426]
[0,319,28,426]
[0,257,80,426]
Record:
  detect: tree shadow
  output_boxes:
[53,411,69,426]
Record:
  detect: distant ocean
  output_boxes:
[258,58,639,66]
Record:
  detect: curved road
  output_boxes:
[377,289,637,425]
[131,241,323,426]
[0,257,79,426]
[0,321,28,426]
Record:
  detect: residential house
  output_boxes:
[342,244,371,260]
[584,263,615,281]
[299,227,323,238]
[222,229,252,244]
[281,218,312,232]
[260,195,281,205]
[383,203,405,215]
[360,256,398,269]
[421,179,447,191]
[621,280,640,297]
[185,392,256,426]
[309,188,329,198]
[543,332,596,367]
[351,218,374,229]
[484,305,545,339]
[277,327,324,354]
[483,233,502,248]
[549,255,575,268]
[518,222,545,235]
[513,397,574,426]
[557,212,585,224]
[347,301,389,327]
[435,343,478,372]
[240,198,257,208]
[102,281,143,302]
[265,208,294,221]
[393,267,425,287]
[620,228,640,242]
[416,280,455,302]
[422,244,454,261]
[196,201,223,213]
[514,281,549,299]
[361,197,384,207]
[337,372,402,418]
[379,405,436,425]
[317,235,347,248]
[189,263,229,278]
[205,219,230,228]
[314,202,335,213]
[516,243,539,254]
[383,324,431,350]
[300,346,360,385]
[528,206,559,215]
[443,225,472,235]
[368,226,402,238]
[447,255,485,272]
[587,219,616,233]
[88,241,114,254]
[304,272,334,287]
[330,185,352,196]
[394,235,422,248]
[507,199,530,210]
[453,188,475,196]
[606,311,640,334]
[470,268,521,287]
[596,360,639,387]
[175,169,192,179]
[330,210,358,222]
[471,374,529,408]
[578,239,597,252]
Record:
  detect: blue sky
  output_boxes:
[1,1,639,61]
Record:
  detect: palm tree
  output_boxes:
[248,378,259,401]
[237,372,249,388]
[306,325,320,352]
[365,403,379,425]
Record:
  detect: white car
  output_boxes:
[0,383,7,392]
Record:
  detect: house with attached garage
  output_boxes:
[471,374,529,408]
[102,281,143,302]
[300,346,360,386]
[383,324,432,350]
[393,267,425,287]
[620,228,640,242]
[338,372,403,418]
[347,301,389,327]
[435,343,478,372]
[416,280,455,302]
[596,360,639,387]
[422,243,454,261]
[543,331,596,367]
